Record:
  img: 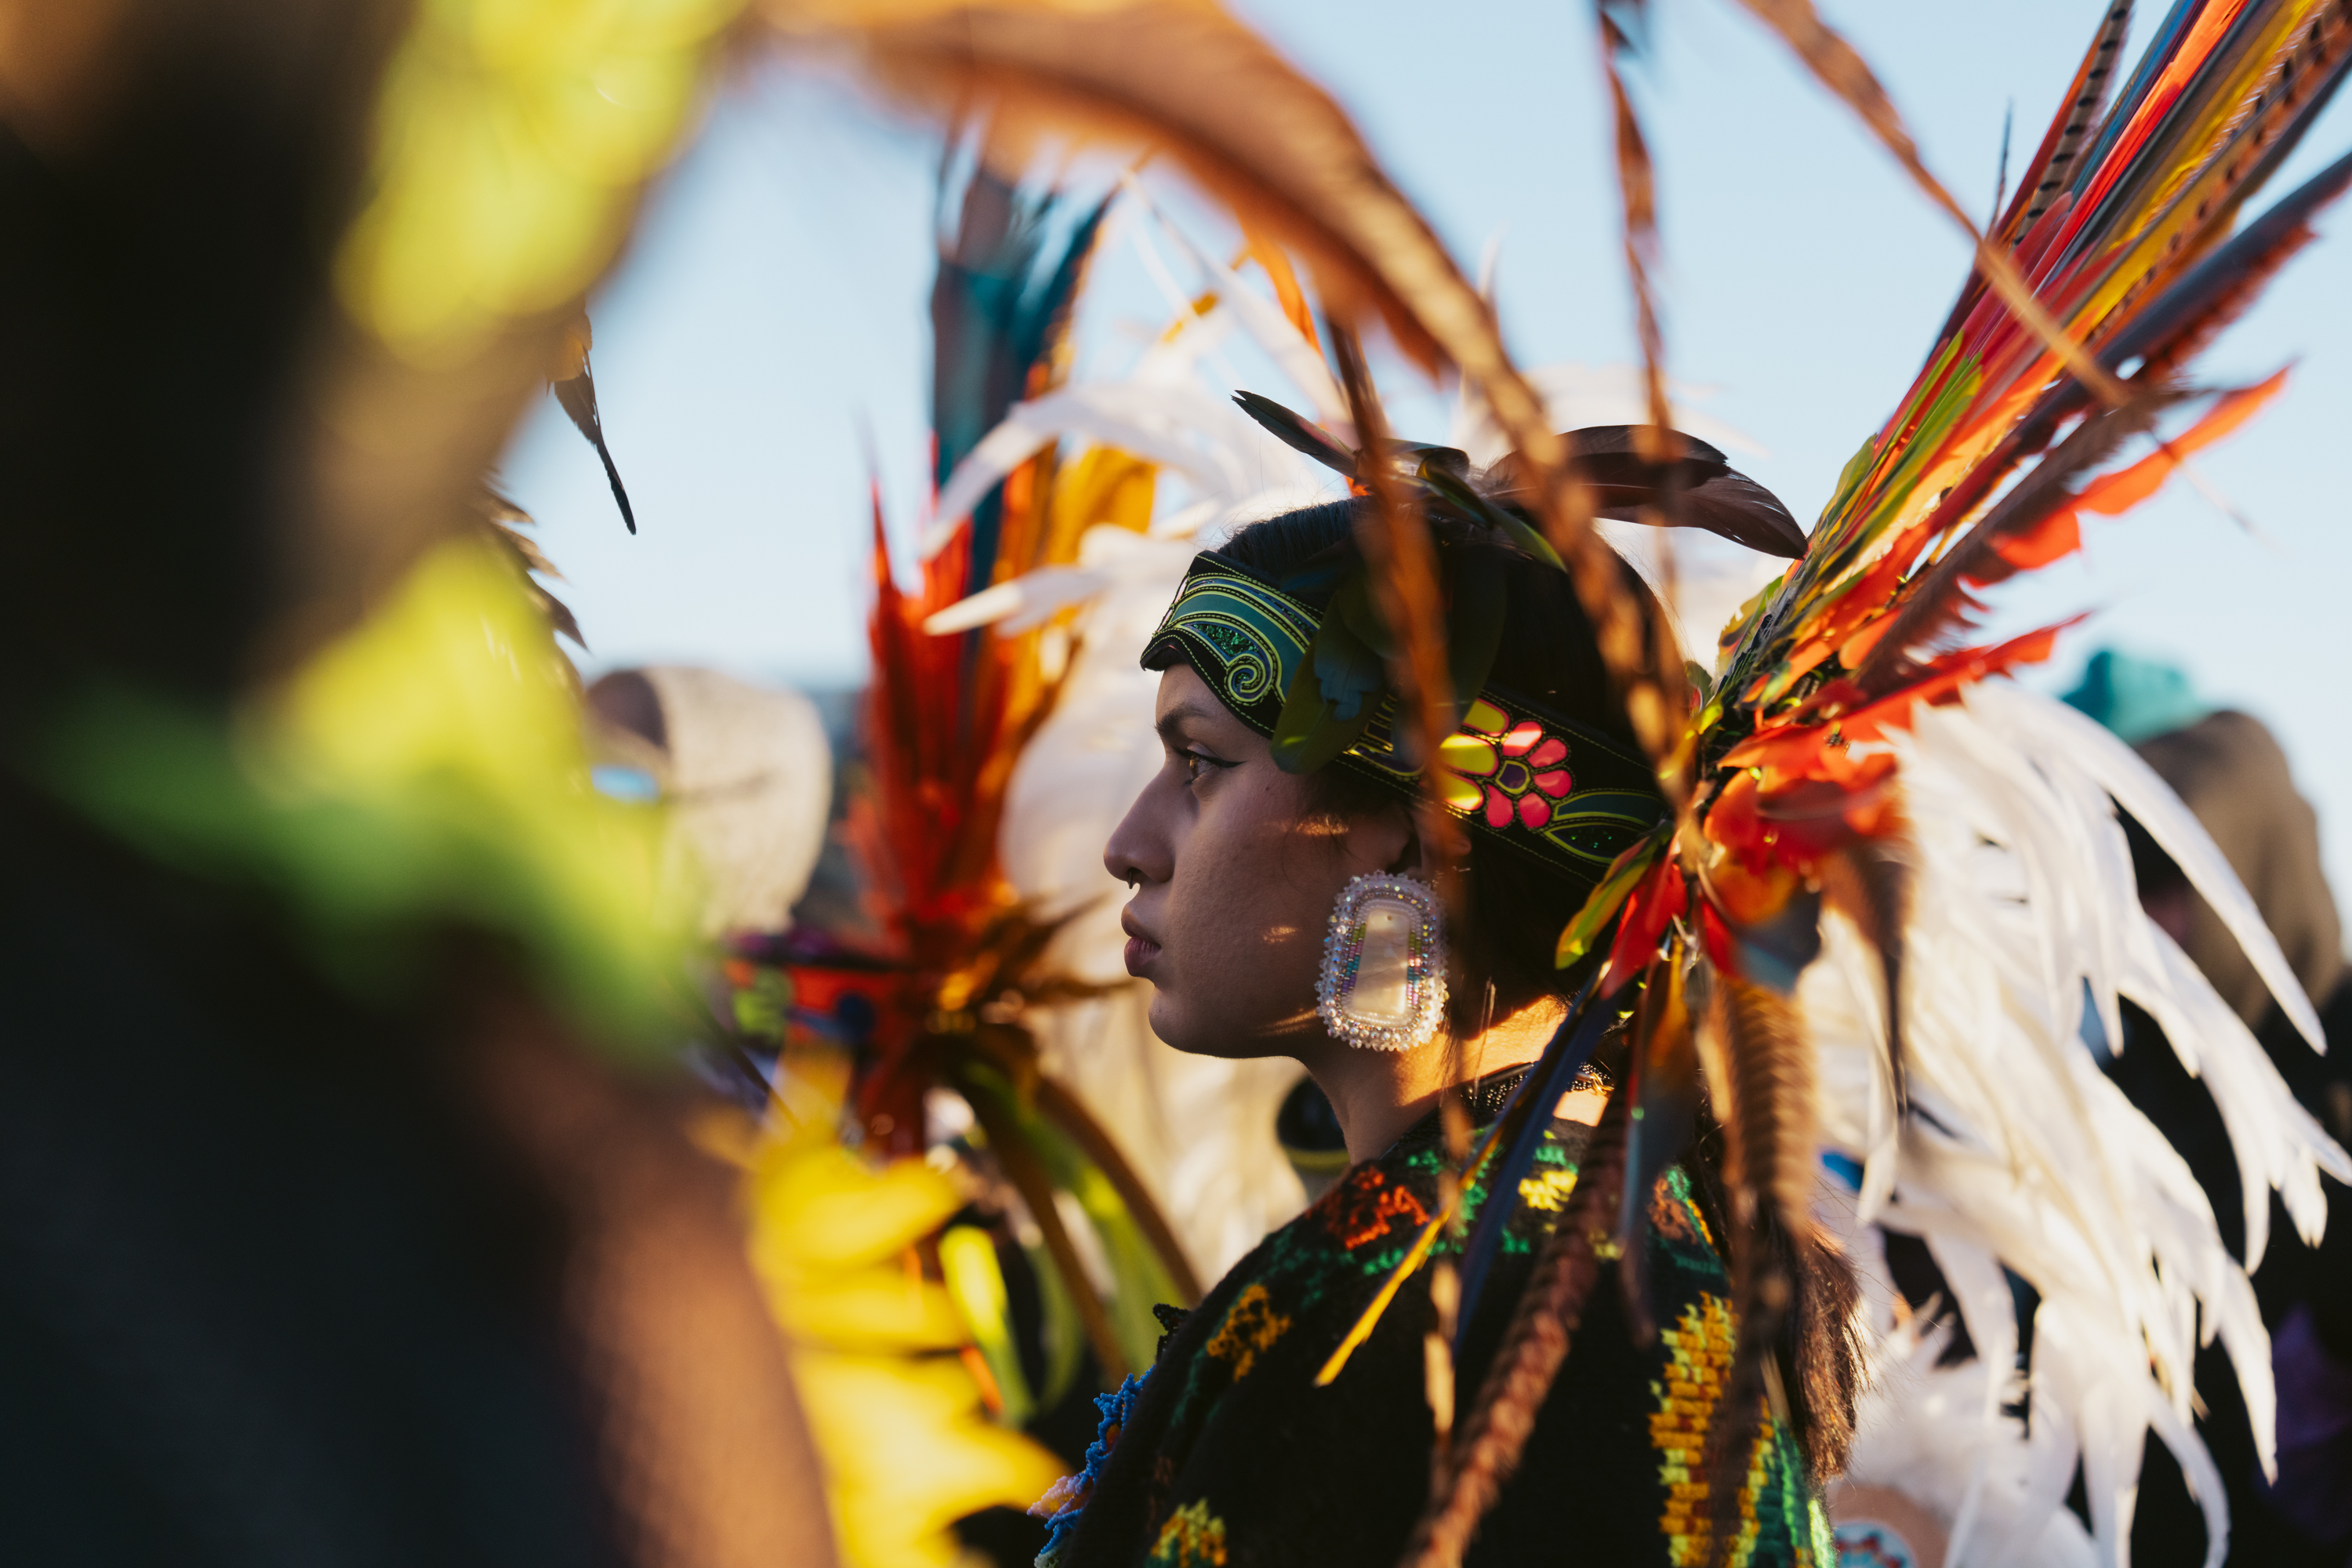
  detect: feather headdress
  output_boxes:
[1392,5,2352,1565]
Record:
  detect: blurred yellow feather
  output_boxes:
[745,1121,1065,1568]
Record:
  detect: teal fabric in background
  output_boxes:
[2063,649,2216,746]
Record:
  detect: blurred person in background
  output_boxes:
[2067,648,2352,1565]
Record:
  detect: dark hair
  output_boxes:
[1215,499,1864,1483]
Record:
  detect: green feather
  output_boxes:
[1554,823,1669,968]
[1272,612,1384,772]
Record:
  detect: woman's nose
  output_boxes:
[1104,782,1170,889]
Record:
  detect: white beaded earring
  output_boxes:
[1316,873,1449,1051]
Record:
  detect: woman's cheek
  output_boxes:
[1157,802,1276,1046]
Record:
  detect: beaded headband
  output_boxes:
[1142,552,1668,893]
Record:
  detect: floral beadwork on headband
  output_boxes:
[1142,553,1668,893]
[1436,699,1577,829]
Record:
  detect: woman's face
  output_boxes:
[1103,664,1411,1057]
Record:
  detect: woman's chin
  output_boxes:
[1142,996,1236,1058]
[1145,993,1315,1061]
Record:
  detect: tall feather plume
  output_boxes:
[1704,1,2352,740]
[2029,5,2352,361]
[1645,9,2352,1555]
[1928,0,2132,347]
[1399,1091,1633,1568]
[851,159,1219,1392]
[1728,0,2129,408]
[1850,391,2167,695]
[853,167,1112,1149]
[2020,3,2133,234]
[1831,144,2352,701]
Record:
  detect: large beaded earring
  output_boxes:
[1316,873,1449,1051]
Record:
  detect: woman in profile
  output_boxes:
[1035,463,1859,1567]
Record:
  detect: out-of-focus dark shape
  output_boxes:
[1274,1074,1350,1203]
[0,0,834,1559]
[0,780,840,1568]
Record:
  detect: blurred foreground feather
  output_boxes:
[734,1098,1067,1567]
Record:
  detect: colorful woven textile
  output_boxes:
[1041,1083,1826,1566]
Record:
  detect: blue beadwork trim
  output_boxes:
[1033,1371,1149,1567]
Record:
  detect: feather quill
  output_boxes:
[2016,2,2133,233]
[549,328,637,535]
[1927,0,2132,347]
[1331,325,1461,872]
[1713,971,1820,1243]
[1597,5,1675,448]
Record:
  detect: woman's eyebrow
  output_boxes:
[1154,701,1226,746]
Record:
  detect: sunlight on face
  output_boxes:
[1102,666,1408,1058]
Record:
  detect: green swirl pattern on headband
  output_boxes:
[1142,554,1667,891]
[1156,566,1316,710]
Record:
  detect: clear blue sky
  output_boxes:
[499,0,2352,913]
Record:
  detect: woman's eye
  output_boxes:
[1179,749,1232,785]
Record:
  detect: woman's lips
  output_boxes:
[1120,909,1161,977]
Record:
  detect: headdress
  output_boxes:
[1145,550,1668,889]
[1142,396,1802,895]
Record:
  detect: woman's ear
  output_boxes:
[1381,801,1425,879]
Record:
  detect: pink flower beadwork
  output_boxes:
[1435,699,1574,829]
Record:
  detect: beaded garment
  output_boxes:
[1037,1079,1826,1568]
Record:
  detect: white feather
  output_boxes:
[953,214,1344,1277]
[1120,171,1349,427]
[1809,683,2349,1566]
[2002,691,2325,1052]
